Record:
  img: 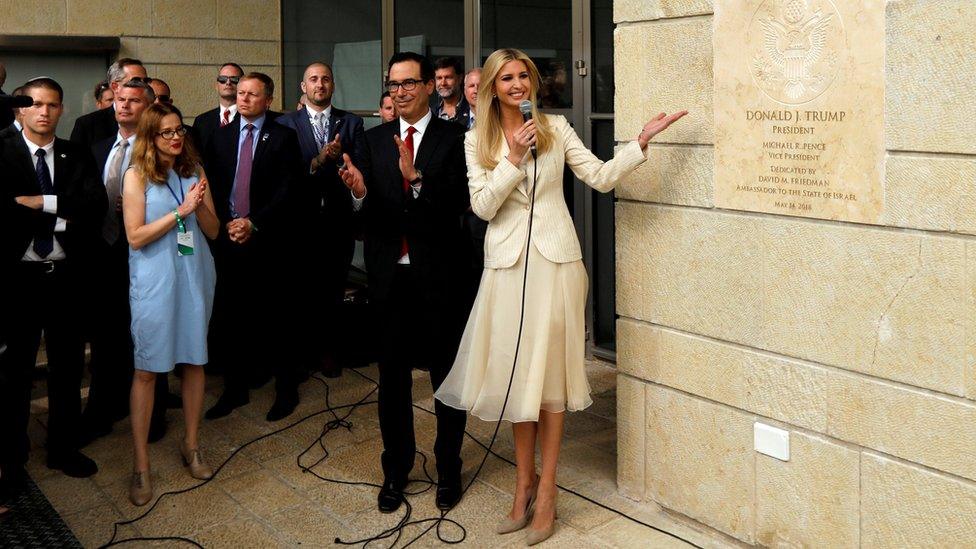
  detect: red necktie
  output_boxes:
[221,109,231,127]
[400,126,417,259]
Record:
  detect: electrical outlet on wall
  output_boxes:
[754,422,790,461]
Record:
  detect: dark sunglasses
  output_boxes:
[156,95,172,104]
[127,77,152,84]
[217,75,241,85]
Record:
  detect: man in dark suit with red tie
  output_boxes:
[0,78,107,490]
[339,52,472,513]
[203,72,304,422]
[192,63,244,155]
[276,62,366,378]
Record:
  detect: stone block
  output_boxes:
[66,0,151,35]
[762,219,967,395]
[151,0,217,38]
[828,372,976,482]
[615,203,764,347]
[614,20,712,144]
[217,0,280,41]
[0,0,66,34]
[883,153,976,235]
[886,0,976,154]
[645,385,755,542]
[614,0,713,23]
[615,144,714,208]
[615,318,660,382]
[657,327,828,432]
[122,37,279,68]
[616,374,645,500]
[862,453,976,546]
[756,431,859,547]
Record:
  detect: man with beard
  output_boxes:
[432,57,471,128]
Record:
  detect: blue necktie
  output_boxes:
[33,149,56,258]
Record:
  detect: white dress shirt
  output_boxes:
[21,133,67,261]
[305,103,332,140]
[220,104,238,125]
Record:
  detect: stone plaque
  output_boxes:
[714,0,885,222]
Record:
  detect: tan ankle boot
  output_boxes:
[128,470,152,506]
[180,441,214,480]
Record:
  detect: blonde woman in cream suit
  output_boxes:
[435,48,686,545]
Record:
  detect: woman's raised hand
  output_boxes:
[637,110,689,149]
[507,119,537,165]
[179,181,206,217]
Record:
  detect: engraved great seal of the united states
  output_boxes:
[749,0,843,105]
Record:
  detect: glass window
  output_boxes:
[282,1,384,114]
[590,119,616,350]
[480,0,573,109]
[395,0,465,61]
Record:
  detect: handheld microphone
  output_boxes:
[518,99,536,156]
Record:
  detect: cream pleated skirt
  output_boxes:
[435,243,593,423]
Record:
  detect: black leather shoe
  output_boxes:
[47,450,98,478]
[147,414,167,444]
[377,480,405,513]
[436,479,463,510]
[205,392,249,420]
[266,392,298,422]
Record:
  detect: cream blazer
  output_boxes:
[467,114,648,269]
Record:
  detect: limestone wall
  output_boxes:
[613,0,976,546]
[0,0,282,117]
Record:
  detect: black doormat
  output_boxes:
[0,475,81,548]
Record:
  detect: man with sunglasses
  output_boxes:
[70,58,148,150]
[191,63,244,155]
[148,78,173,106]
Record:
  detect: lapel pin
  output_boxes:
[60,153,66,158]
[261,133,269,142]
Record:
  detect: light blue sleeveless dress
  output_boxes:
[129,169,217,373]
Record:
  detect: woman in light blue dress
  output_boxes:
[121,104,218,506]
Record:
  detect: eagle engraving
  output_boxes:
[753,0,835,101]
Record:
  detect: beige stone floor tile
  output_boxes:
[194,514,286,548]
[217,468,309,520]
[271,504,354,546]
[590,517,693,548]
[62,504,140,548]
[36,474,111,516]
[120,482,240,538]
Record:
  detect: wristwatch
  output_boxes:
[409,169,423,185]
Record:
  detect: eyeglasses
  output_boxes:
[156,95,172,104]
[217,75,241,85]
[386,79,424,93]
[128,77,152,84]
[156,126,188,140]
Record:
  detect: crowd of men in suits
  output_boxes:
[0,52,488,513]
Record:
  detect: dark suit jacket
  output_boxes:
[69,106,118,150]
[275,106,366,234]
[0,133,106,265]
[0,88,14,130]
[358,117,470,304]
[0,124,18,139]
[435,97,473,129]
[203,113,302,249]
[192,107,232,160]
